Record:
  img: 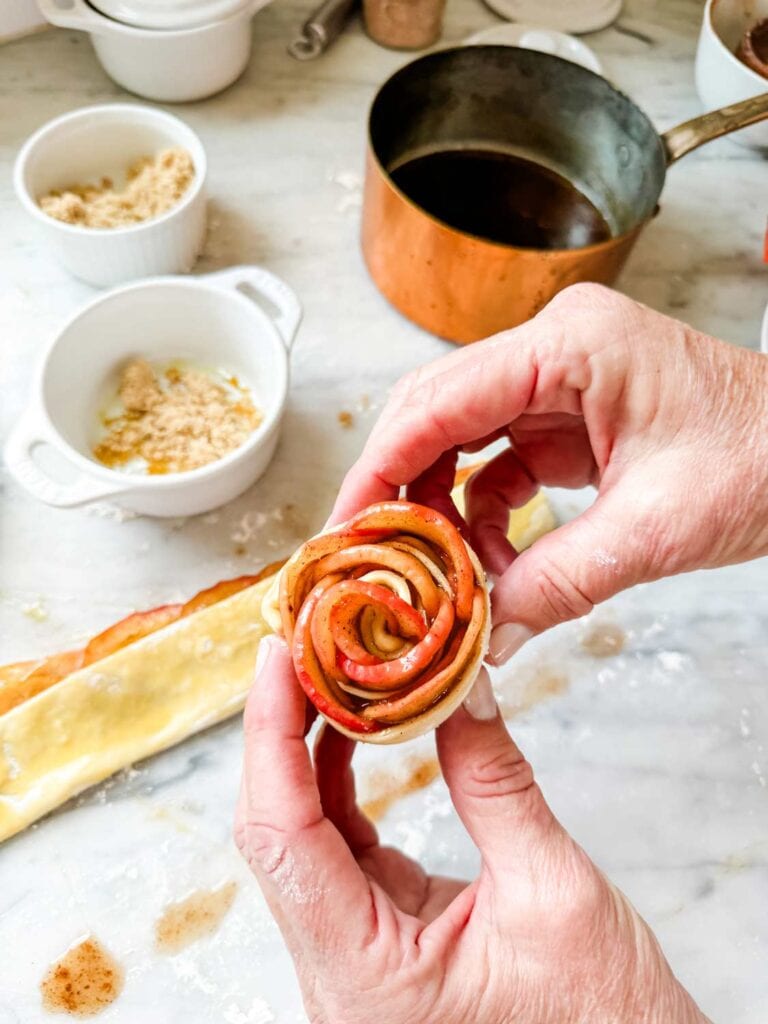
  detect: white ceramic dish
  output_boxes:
[14,104,207,288]
[3,266,302,518]
[695,0,768,149]
[36,0,269,102]
[479,0,621,34]
[464,23,603,75]
[90,0,252,30]
[760,298,768,353]
[0,0,47,42]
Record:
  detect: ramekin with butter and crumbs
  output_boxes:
[3,267,302,517]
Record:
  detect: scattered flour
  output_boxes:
[329,168,363,213]
[657,650,690,673]
[223,998,275,1024]
[231,511,270,544]
[21,598,48,621]
[329,169,362,191]
[171,955,219,996]
[84,502,139,521]
[739,708,752,739]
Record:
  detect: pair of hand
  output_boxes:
[237,284,767,1022]
[236,637,709,1024]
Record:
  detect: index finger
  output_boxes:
[329,323,544,524]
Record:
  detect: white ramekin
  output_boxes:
[14,104,208,288]
[3,266,302,518]
[36,0,270,103]
[695,0,768,148]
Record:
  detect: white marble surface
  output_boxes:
[0,1,767,1021]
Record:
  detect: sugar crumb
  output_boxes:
[39,147,194,228]
[21,599,48,621]
[94,359,261,474]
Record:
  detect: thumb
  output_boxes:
[436,668,558,875]
[489,490,653,663]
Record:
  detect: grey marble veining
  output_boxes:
[1,1,767,1021]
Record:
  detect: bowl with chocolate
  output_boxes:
[695,0,768,148]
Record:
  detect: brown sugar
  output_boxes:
[155,882,238,954]
[93,358,261,475]
[119,357,159,414]
[39,147,194,229]
[41,936,123,1017]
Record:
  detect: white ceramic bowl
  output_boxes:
[464,24,603,75]
[36,0,269,103]
[14,104,208,288]
[696,0,768,148]
[477,0,621,34]
[3,266,302,518]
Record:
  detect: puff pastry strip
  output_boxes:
[0,574,276,843]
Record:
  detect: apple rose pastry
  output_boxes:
[264,501,491,743]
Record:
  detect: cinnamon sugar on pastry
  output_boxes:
[93,358,261,475]
[39,147,194,228]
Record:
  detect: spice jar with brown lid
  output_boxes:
[363,0,446,49]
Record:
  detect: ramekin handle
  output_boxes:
[37,0,109,33]
[205,265,303,350]
[3,409,128,508]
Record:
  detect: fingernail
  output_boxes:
[487,623,533,666]
[254,635,275,677]
[463,667,497,720]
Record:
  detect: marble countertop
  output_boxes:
[0,0,766,1020]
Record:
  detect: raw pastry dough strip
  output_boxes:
[0,568,280,843]
[0,570,282,716]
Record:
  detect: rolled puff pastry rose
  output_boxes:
[262,501,490,744]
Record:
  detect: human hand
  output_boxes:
[235,636,709,1024]
[330,284,768,663]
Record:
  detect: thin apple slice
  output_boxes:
[83,604,184,666]
[0,651,85,716]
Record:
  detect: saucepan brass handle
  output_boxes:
[662,92,768,163]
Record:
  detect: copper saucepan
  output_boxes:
[362,46,768,344]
